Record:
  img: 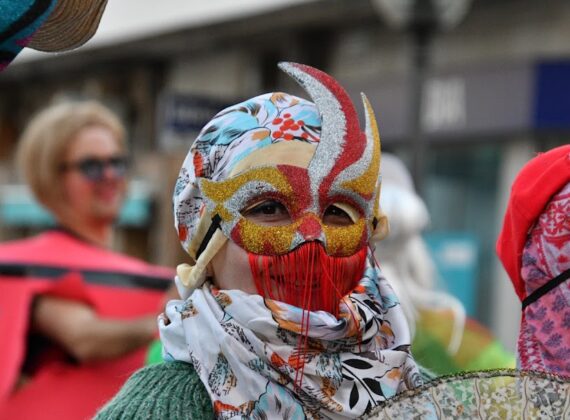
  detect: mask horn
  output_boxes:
[278,62,366,208]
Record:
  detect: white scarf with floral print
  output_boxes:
[159,255,422,419]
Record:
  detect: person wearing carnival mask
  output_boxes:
[96,62,425,419]
[376,153,515,375]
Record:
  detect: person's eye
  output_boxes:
[242,199,291,226]
[79,160,103,178]
[79,159,99,172]
[323,204,354,227]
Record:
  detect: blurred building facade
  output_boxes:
[1,0,569,350]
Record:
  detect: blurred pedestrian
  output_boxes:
[497,144,570,375]
[363,145,570,418]
[375,153,514,375]
[1,0,108,71]
[0,101,174,419]
[96,62,425,419]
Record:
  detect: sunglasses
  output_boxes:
[60,156,129,181]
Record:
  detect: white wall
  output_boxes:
[490,139,535,352]
[333,0,570,82]
[165,49,257,98]
[434,0,570,69]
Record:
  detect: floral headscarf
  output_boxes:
[173,92,321,262]
[519,182,570,374]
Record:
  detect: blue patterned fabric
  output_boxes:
[173,92,321,258]
[0,0,56,70]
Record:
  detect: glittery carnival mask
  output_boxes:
[199,62,385,258]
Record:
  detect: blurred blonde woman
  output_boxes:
[0,101,173,419]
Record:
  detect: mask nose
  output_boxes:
[298,215,323,241]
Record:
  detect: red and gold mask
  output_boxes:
[199,63,386,259]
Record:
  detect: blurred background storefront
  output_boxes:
[1,0,569,351]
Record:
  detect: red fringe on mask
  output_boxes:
[248,242,367,389]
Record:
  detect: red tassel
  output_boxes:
[248,242,366,389]
[248,242,366,316]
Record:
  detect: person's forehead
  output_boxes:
[65,125,122,159]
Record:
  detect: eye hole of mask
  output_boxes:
[323,203,357,227]
[241,199,292,226]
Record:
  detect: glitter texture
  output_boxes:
[180,63,384,258]
[202,157,368,255]
[278,63,379,220]
[338,94,381,199]
[234,213,366,257]
[362,93,384,230]
[233,219,299,255]
[322,219,368,256]
[278,62,347,212]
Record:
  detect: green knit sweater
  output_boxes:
[94,361,213,419]
[95,360,436,419]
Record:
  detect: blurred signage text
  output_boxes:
[422,77,467,132]
[157,93,234,151]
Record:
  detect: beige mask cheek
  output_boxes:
[230,142,316,176]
